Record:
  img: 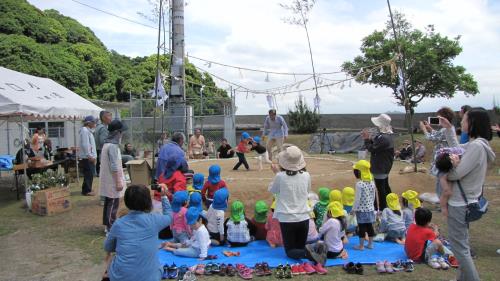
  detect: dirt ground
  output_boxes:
[0,143,498,281]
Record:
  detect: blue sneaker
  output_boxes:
[168,263,178,279]
[162,264,170,279]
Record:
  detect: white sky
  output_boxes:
[28,0,500,115]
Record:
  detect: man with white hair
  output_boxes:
[262,109,289,161]
[361,113,395,210]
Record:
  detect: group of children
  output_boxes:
[158,157,456,269]
[233,132,272,171]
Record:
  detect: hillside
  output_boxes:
[0,0,229,114]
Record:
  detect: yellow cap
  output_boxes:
[342,187,355,206]
[271,197,276,209]
[402,189,421,208]
[308,200,315,218]
[353,160,373,181]
[386,193,401,211]
[328,201,344,218]
[329,189,342,204]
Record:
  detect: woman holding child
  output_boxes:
[440,107,495,281]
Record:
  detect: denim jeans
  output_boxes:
[172,244,201,258]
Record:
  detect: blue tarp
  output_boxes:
[158,237,407,268]
[0,155,14,170]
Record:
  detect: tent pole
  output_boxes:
[74,117,79,183]
[6,118,11,155]
[20,115,28,193]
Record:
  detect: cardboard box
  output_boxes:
[31,187,71,216]
[126,159,153,186]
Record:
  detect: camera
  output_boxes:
[150,184,162,192]
[428,117,440,125]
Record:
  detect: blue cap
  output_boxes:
[208,165,221,185]
[253,136,261,144]
[241,132,250,140]
[171,190,188,213]
[193,173,204,190]
[211,188,229,210]
[84,115,96,123]
[185,206,201,225]
[189,192,203,213]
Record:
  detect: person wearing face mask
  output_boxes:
[79,116,97,196]
[99,120,128,235]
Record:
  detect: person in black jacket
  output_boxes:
[361,114,394,210]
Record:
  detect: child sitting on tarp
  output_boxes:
[310,201,348,259]
[342,187,357,235]
[171,191,192,244]
[405,207,456,269]
[224,200,253,247]
[233,132,252,171]
[401,189,421,229]
[265,198,283,248]
[201,165,227,208]
[188,173,204,195]
[307,201,320,244]
[250,136,272,171]
[313,187,330,229]
[206,188,229,246]
[380,193,406,245]
[249,200,269,240]
[162,207,211,260]
[188,192,207,223]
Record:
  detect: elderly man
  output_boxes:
[95,111,112,175]
[156,132,189,182]
[79,115,97,196]
[188,129,207,159]
[262,109,289,161]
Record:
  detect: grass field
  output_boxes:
[0,134,498,281]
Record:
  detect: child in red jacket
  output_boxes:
[201,164,227,208]
[232,132,251,171]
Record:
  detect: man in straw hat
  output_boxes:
[361,113,394,210]
[79,115,97,196]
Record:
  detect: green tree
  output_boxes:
[287,98,320,134]
[342,12,478,110]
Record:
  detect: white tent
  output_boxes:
[0,67,103,195]
[0,67,102,119]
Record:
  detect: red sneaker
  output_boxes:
[291,264,301,275]
[447,255,459,268]
[297,264,306,275]
[302,262,316,274]
[314,263,328,275]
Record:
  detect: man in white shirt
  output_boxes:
[263,109,289,161]
[79,116,97,196]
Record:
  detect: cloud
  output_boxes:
[27,0,500,114]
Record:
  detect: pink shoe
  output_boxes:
[302,262,316,274]
[313,263,328,275]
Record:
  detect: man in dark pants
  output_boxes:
[79,116,97,196]
[362,113,394,210]
[95,111,112,176]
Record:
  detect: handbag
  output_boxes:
[457,181,488,223]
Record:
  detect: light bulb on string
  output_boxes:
[238,68,244,79]
[265,73,270,82]
[293,74,297,82]
[246,90,249,99]
[356,67,363,77]
[368,72,373,82]
[340,81,345,90]
[378,66,384,76]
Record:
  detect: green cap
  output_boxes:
[254,200,269,223]
[230,200,245,223]
[318,187,330,206]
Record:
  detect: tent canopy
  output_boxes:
[0,67,102,120]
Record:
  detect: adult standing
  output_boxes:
[441,107,495,281]
[268,145,323,264]
[95,110,112,176]
[156,132,188,182]
[188,129,207,159]
[104,184,173,281]
[263,109,289,161]
[419,107,456,198]
[361,114,394,210]
[79,116,97,196]
[31,127,46,157]
[458,105,471,144]
[99,120,128,234]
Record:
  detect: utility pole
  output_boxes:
[151,0,163,176]
[169,0,187,135]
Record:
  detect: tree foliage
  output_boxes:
[0,0,228,114]
[287,98,320,134]
[342,12,479,109]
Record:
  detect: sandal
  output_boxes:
[376,261,386,273]
[236,264,253,280]
[275,264,285,279]
[384,261,394,273]
[204,263,213,276]
[354,263,364,275]
[227,264,237,277]
[219,263,227,276]
[343,262,356,274]
[194,264,205,275]
[261,262,273,276]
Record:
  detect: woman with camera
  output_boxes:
[440,107,495,281]
[419,107,456,199]
[103,184,173,281]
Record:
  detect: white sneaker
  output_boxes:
[428,255,441,269]
[437,257,449,270]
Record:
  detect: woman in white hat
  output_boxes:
[268,145,326,266]
[361,114,395,210]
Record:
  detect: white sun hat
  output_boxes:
[371,113,393,133]
[278,145,306,171]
